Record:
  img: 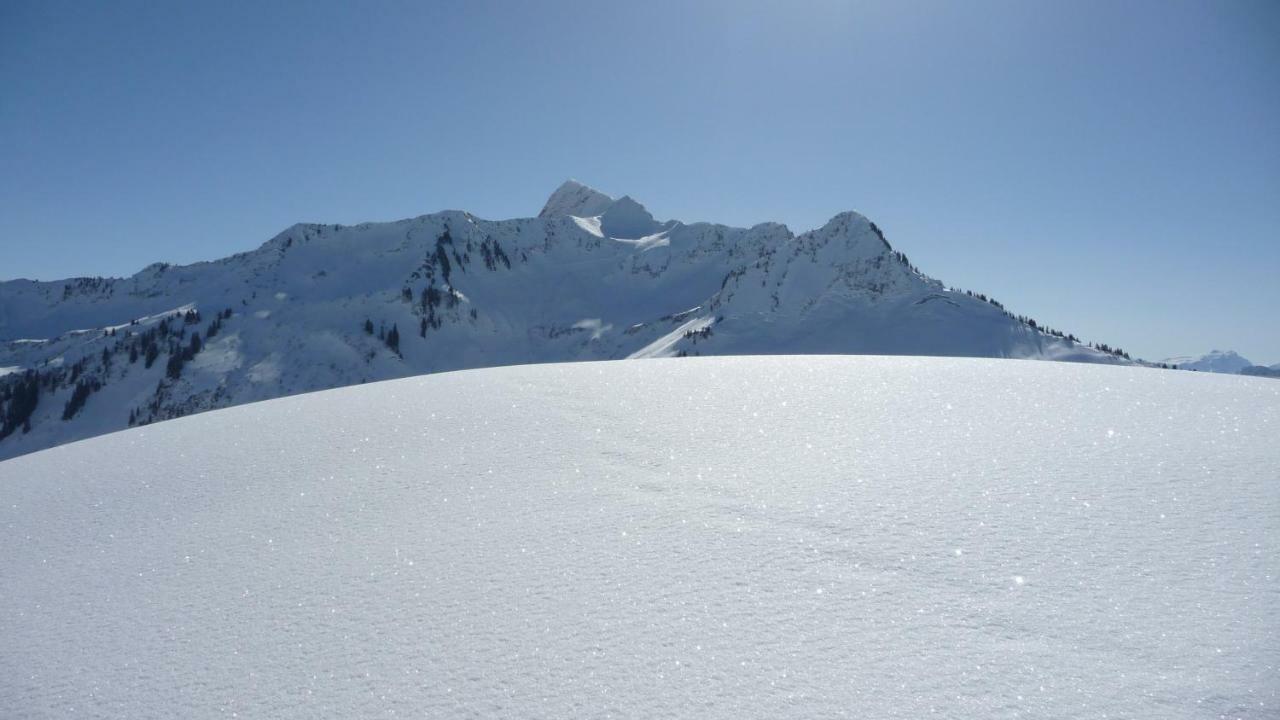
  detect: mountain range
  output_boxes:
[0,180,1163,460]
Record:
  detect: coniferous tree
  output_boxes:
[165,348,186,380]
[62,380,96,421]
[493,239,511,268]
[423,286,441,309]
[436,243,453,283]
[0,372,40,440]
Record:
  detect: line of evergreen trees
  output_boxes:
[165,332,203,380]
[364,319,401,356]
[0,306,236,441]
[398,228,516,339]
[0,372,40,439]
[946,286,1134,358]
[61,378,101,421]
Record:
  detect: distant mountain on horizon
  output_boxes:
[0,180,1180,460]
[1161,349,1279,378]
[1161,349,1254,374]
[1240,363,1280,379]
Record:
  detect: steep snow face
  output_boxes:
[1162,350,1253,374]
[2,357,1276,719]
[538,179,615,218]
[0,181,1131,460]
[597,195,666,239]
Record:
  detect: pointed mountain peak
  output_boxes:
[539,179,614,219]
[818,210,873,232]
[811,210,892,252]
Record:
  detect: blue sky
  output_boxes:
[2,0,1277,363]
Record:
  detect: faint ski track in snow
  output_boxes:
[1,356,1277,719]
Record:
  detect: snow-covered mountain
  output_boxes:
[1,181,1137,460]
[1241,363,1280,379]
[1161,351,1280,379]
[1162,349,1254,374]
[3,357,1277,718]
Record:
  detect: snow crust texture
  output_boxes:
[2,356,1277,719]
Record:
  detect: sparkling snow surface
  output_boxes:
[2,356,1277,719]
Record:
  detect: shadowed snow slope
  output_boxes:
[2,356,1277,718]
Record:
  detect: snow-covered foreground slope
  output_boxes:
[3,356,1277,719]
[1,180,1134,461]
